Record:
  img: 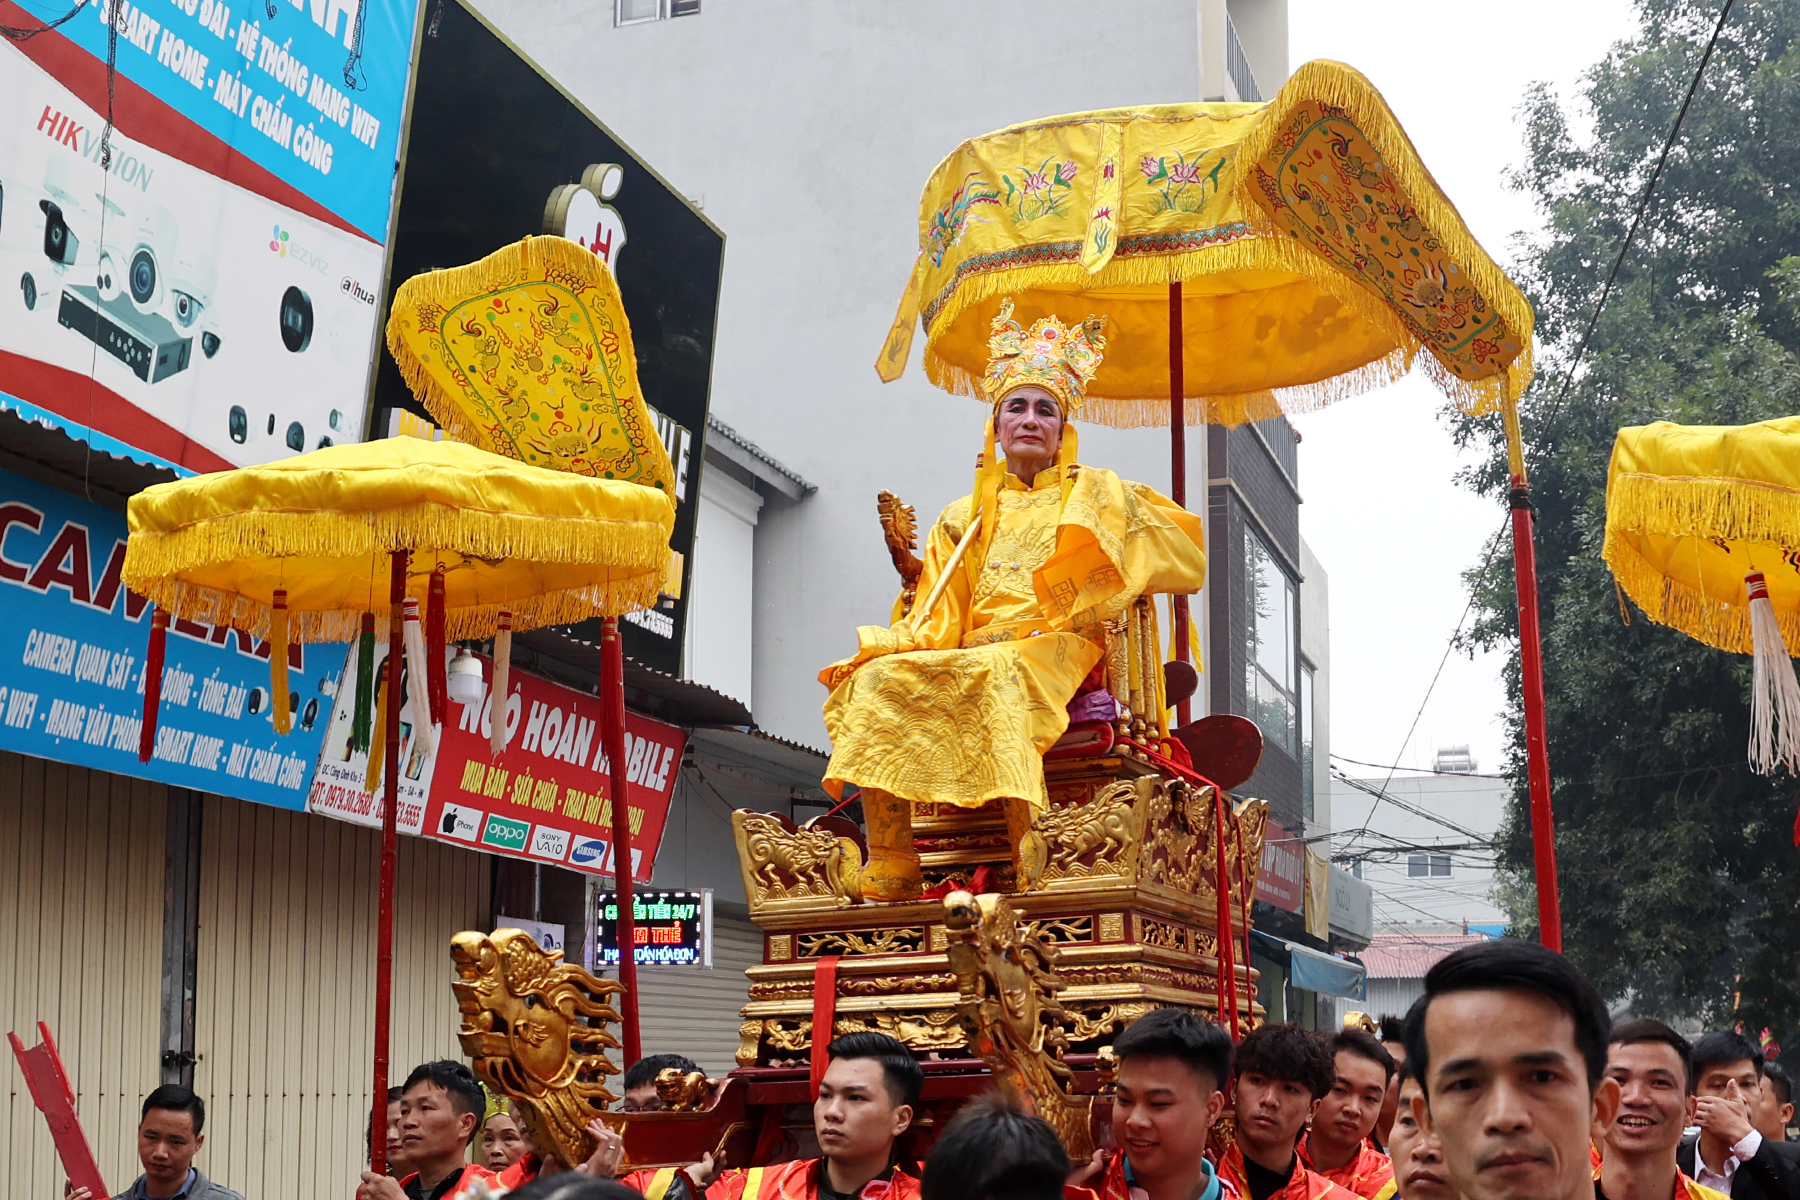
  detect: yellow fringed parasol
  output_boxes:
[122,433,674,1175]
[123,435,675,645]
[385,235,677,493]
[878,59,1534,426]
[1603,415,1800,784]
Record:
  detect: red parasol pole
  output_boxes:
[601,616,642,1066]
[1499,397,1561,951]
[1169,281,1192,727]
[370,548,408,1175]
[1510,478,1562,951]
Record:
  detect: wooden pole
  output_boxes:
[370,548,407,1175]
[1170,281,1192,727]
[1501,399,1562,951]
[601,617,642,1066]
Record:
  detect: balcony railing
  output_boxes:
[1226,15,1262,102]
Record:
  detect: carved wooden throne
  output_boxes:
[727,492,1266,1069]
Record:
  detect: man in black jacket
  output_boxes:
[1676,1033,1800,1200]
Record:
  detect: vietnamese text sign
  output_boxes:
[308,651,684,882]
[0,0,420,472]
[1255,818,1304,913]
[595,889,711,968]
[0,468,344,807]
[428,655,684,882]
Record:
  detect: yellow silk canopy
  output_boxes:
[1603,415,1800,657]
[386,236,677,492]
[122,437,675,643]
[878,60,1534,427]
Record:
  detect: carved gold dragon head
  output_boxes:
[943,891,1093,1157]
[451,928,624,1168]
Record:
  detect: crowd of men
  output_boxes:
[76,942,1800,1200]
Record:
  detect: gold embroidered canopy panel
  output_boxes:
[878,60,1534,427]
[387,236,677,494]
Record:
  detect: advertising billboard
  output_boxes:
[376,0,723,673]
[308,650,684,882]
[0,0,422,472]
[0,467,346,808]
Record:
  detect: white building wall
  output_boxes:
[1330,772,1509,928]
[1299,539,1330,840]
[468,0,1254,749]
[685,463,763,709]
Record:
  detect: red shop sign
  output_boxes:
[1255,819,1304,913]
[426,654,685,882]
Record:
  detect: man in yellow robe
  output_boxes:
[819,299,1206,902]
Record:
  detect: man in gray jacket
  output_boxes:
[69,1084,246,1200]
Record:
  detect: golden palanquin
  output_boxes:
[731,748,1268,1067]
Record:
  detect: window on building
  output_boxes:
[1244,527,1297,756]
[616,0,698,25]
[1300,661,1316,822]
[1407,853,1453,877]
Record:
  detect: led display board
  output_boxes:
[594,889,711,968]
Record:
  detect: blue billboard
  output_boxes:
[0,468,347,809]
[56,0,418,242]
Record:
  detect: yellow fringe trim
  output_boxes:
[124,504,667,585]
[125,574,664,646]
[917,230,1492,427]
[384,235,661,473]
[1603,471,1800,656]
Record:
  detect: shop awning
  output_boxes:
[1251,930,1367,1000]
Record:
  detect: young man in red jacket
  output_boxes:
[1066,1007,1238,1200]
[1300,1030,1397,1198]
[636,1032,924,1200]
[1219,1024,1361,1200]
[358,1061,501,1200]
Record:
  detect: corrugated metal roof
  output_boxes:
[1360,933,1488,980]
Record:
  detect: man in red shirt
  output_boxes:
[1218,1024,1361,1200]
[1375,1072,1460,1200]
[1301,1030,1397,1199]
[1599,1019,1729,1200]
[639,1032,924,1200]
[1066,1007,1238,1200]
[358,1061,501,1200]
[1405,941,1621,1200]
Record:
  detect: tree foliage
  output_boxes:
[1456,0,1800,1037]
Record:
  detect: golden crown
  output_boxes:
[982,298,1107,420]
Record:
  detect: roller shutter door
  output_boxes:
[191,794,492,1198]
[629,909,761,1078]
[1,751,166,1199]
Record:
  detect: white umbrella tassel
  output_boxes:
[1746,572,1800,774]
[402,597,437,760]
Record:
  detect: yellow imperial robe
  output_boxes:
[819,462,1205,812]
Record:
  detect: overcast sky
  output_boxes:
[1285,0,1640,779]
